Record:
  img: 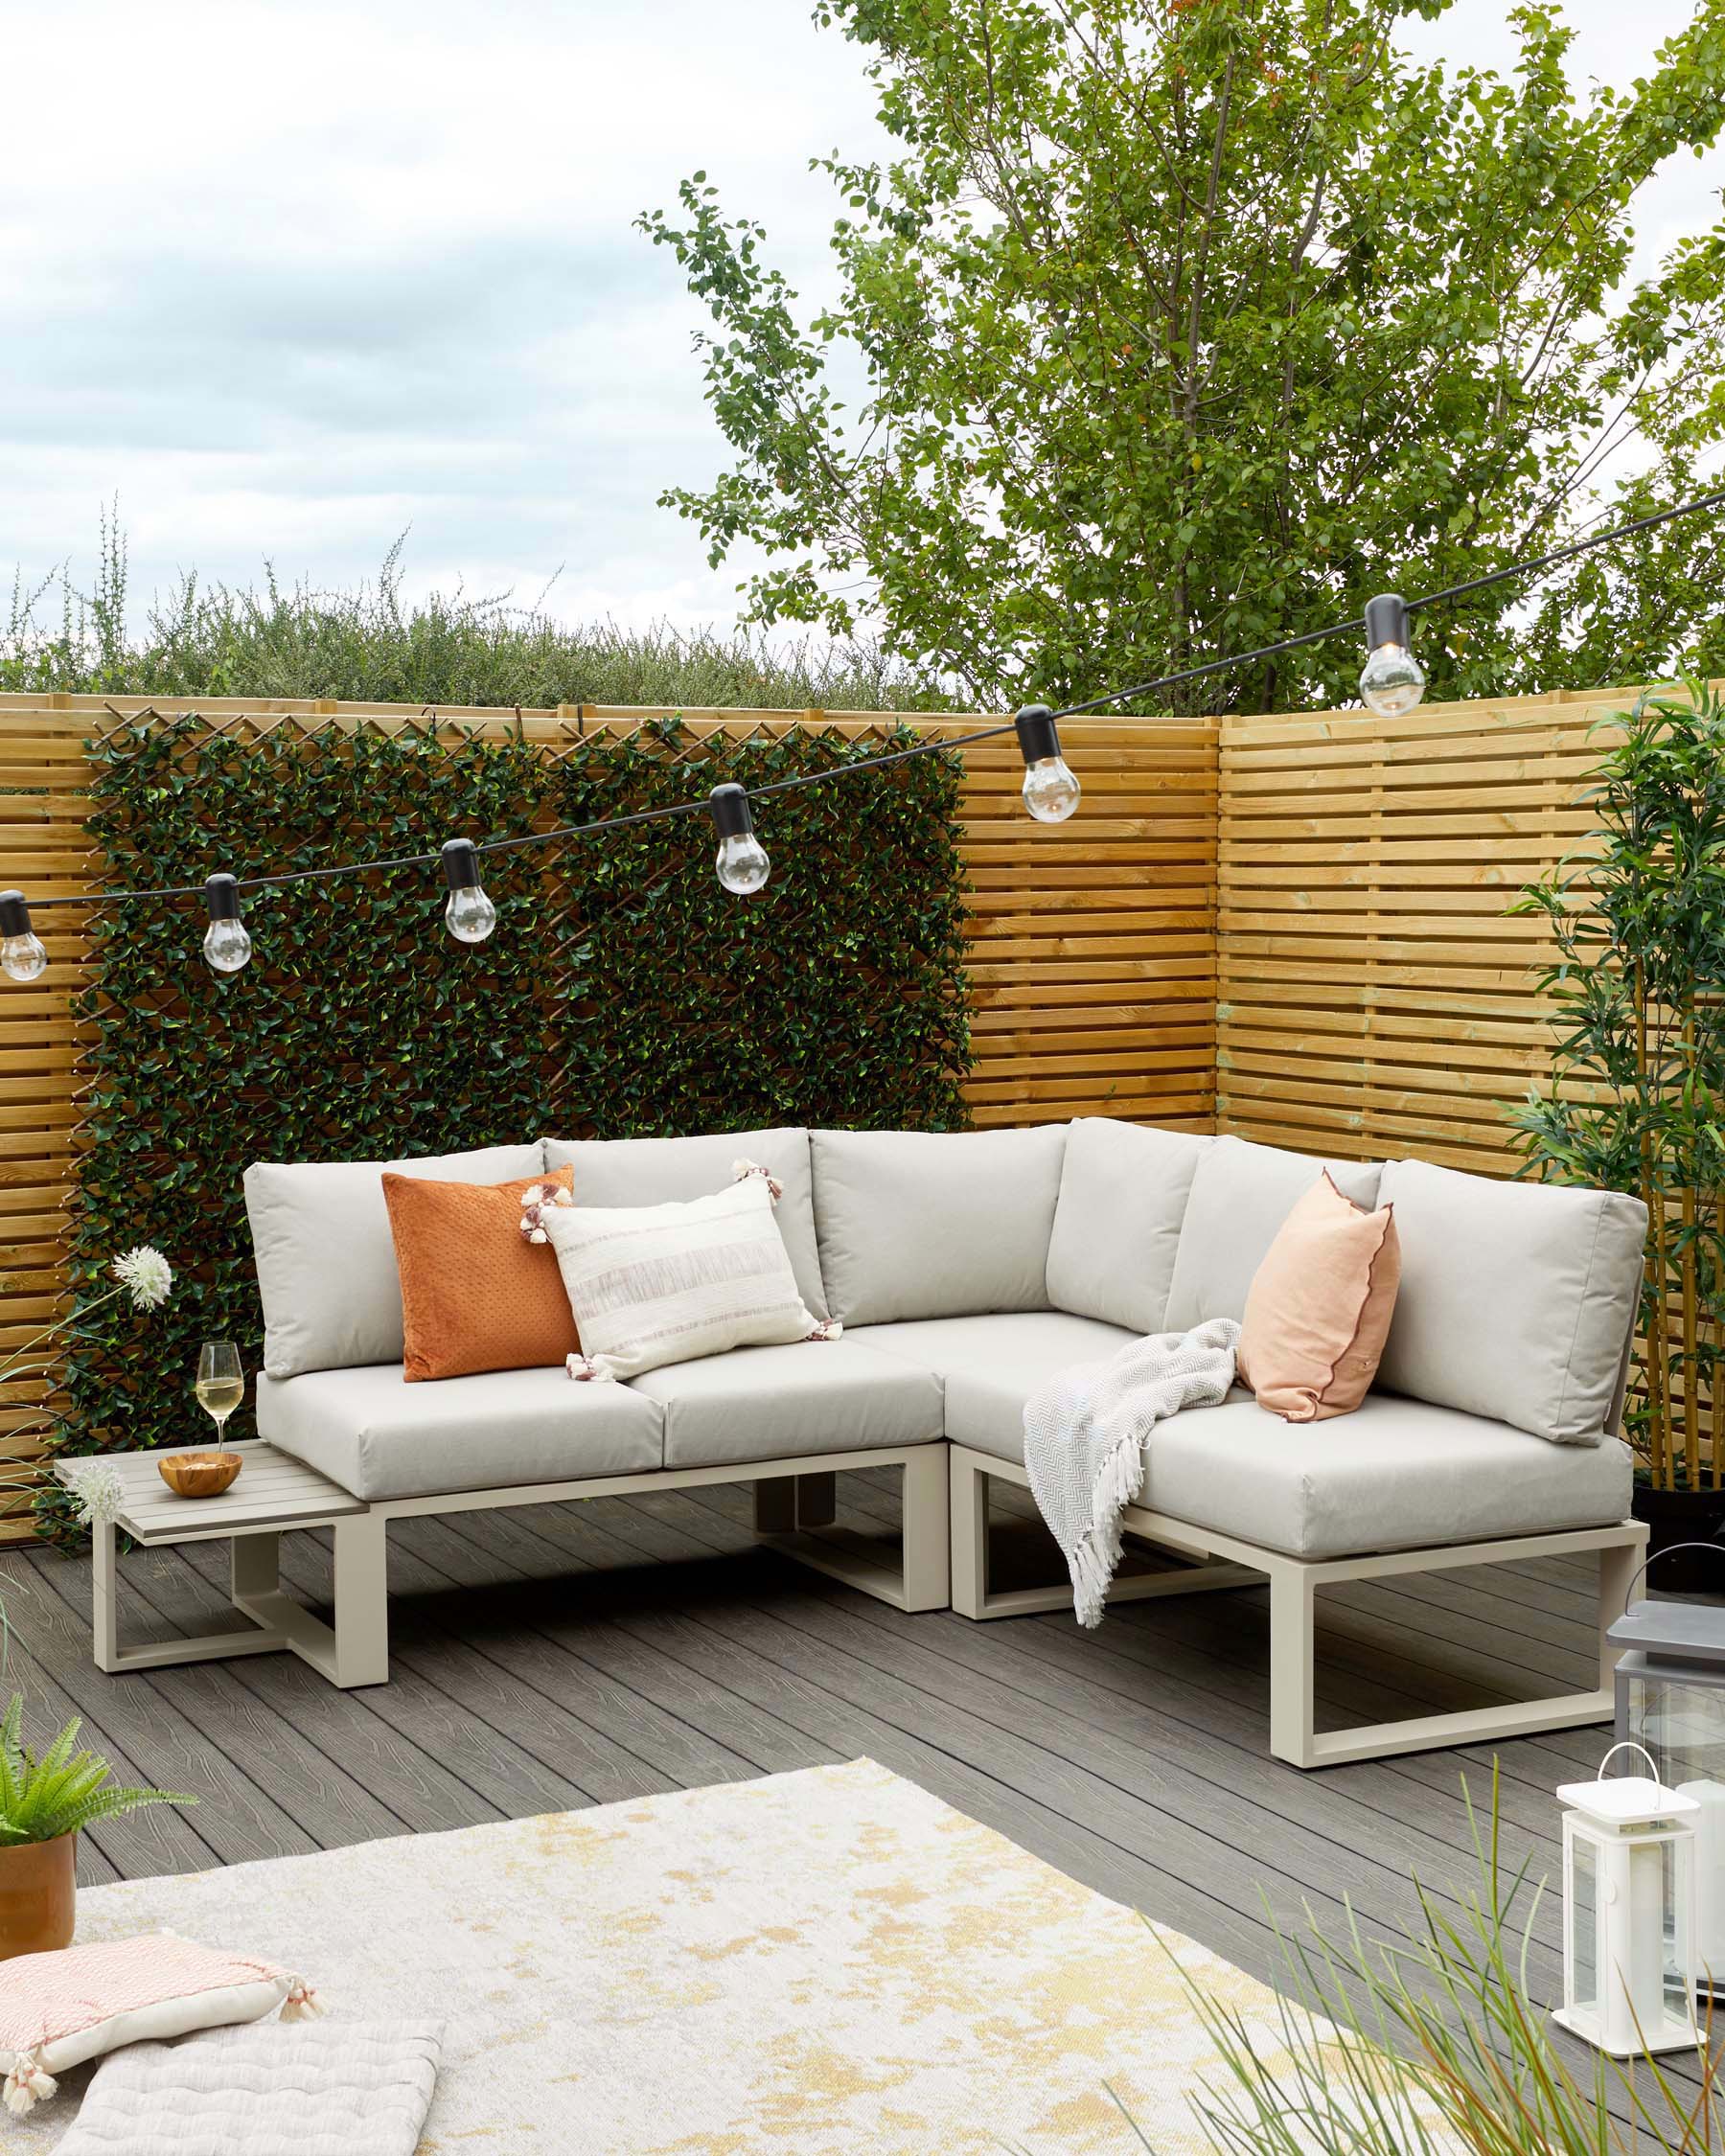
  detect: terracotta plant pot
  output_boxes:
[0,1833,76,1960]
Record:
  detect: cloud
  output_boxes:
[2,0,1718,641]
[1,0,886,631]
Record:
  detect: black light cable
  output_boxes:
[5,477,1719,977]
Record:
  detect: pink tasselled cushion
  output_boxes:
[1236,1170,1401,1423]
[0,1934,319,2116]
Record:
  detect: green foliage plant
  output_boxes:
[1509,683,1725,1493]
[0,1696,193,1846]
[640,0,1725,715]
[1,520,955,714]
[1158,1770,1724,2156]
[41,711,970,1540]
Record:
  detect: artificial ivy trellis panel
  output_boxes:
[46,712,970,1539]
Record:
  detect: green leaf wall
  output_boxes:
[45,714,970,1536]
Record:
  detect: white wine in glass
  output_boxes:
[196,1342,243,1443]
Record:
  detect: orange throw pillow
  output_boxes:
[1236,1170,1400,1423]
[383,1166,581,1383]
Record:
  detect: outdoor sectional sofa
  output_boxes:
[234,1119,1648,1768]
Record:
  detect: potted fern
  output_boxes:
[0,1698,193,1959]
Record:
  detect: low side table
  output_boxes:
[55,1439,388,1689]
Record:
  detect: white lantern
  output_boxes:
[1554,1743,1701,2056]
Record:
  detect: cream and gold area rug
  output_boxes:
[11,1759,1306,2154]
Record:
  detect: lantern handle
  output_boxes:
[1621,1540,1725,1615]
[1597,1739,1665,1784]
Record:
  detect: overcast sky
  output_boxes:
[3,0,1717,642]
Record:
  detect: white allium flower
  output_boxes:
[111,1245,172,1311]
[64,1458,125,1529]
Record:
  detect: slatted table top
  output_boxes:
[55,1439,366,1546]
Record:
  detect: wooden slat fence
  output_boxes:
[1214,689,1625,1173]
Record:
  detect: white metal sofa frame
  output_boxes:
[942,1316,1650,1768]
[943,1448,1645,1769]
[104,1427,1640,1775]
[77,1442,954,1696]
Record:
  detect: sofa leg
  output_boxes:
[1269,1568,1319,1769]
[330,1513,391,1687]
[947,1447,1254,1621]
[753,1473,838,1536]
[754,1450,950,1613]
[1598,1535,1643,1688]
[228,1511,391,1689]
[1261,1521,1648,1768]
[899,1447,951,1613]
[796,1472,838,1528]
[753,1478,798,1534]
[949,1449,990,1619]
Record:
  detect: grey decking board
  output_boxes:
[0,1559,205,1884]
[171,1533,600,1823]
[0,1472,1664,2126]
[30,1541,408,1863]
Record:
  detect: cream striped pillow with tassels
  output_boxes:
[540,1160,840,1383]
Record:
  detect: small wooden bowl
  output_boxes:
[157,1450,242,1499]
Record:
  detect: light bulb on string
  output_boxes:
[1359,593,1426,717]
[201,873,252,973]
[441,840,497,944]
[1014,705,1081,823]
[0,891,46,983]
[708,784,770,895]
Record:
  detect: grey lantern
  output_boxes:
[1607,1542,1725,1995]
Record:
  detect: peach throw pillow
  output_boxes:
[1236,1170,1400,1422]
[383,1165,581,1382]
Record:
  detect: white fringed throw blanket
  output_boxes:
[1024,1319,1240,1627]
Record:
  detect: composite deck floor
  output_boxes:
[0,1466,1674,2116]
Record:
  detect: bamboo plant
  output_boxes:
[1509,682,1725,1493]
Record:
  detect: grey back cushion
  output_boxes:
[1046,1119,1213,1333]
[812,1125,1067,1325]
[245,1143,546,1379]
[543,1127,827,1321]
[1376,1157,1647,1445]
[1162,1135,1382,1331]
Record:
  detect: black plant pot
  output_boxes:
[1631,1482,1725,1594]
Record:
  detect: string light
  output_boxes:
[1359,594,1426,717]
[440,840,497,944]
[708,783,770,895]
[0,892,46,984]
[3,480,1720,979]
[1014,705,1081,822]
[201,874,252,974]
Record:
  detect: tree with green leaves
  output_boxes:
[640,0,1725,714]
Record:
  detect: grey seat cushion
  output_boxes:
[257,1364,663,1502]
[1044,1119,1212,1331]
[858,1312,1140,1460]
[58,2019,443,2156]
[811,1126,1067,1325]
[1135,1394,1634,1560]
[245,1144,547,1379]
[544,1127,827,1321]
[1376,1157,1647,1446]
[632,1339,945,1469]
[1162,1136,1382,1331]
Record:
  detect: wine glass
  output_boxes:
[196,1342,243,1449]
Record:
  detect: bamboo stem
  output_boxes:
[1714,1191,1723,1491]
[1684,1190,1701,1489]
[1637,960,1671,1487]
